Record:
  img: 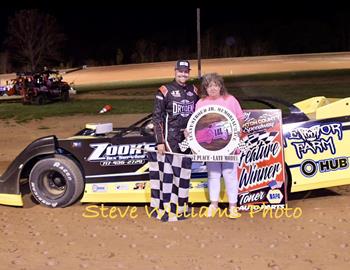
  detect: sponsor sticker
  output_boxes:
[195,182,208,189]
[115,184,129,191]
[88,142,155,162]
[92,184,107,192]
[300,157,349,177]
[173,100,195,117]
[267,189,283,204]
[133,182,146,190]
[72,141,82,148]
[171,90,181,97]
[287,123,342,159]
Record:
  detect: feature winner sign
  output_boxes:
[187,107,287,210]
[186,105,241,162]
[238,109,286,211]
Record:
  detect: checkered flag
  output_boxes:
[178,139,190,152]
[147,151,192,222]
[239,131,278,153]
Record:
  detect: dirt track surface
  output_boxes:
[1,53,350,269]
[58,51,350,85]
[2,52,350,86]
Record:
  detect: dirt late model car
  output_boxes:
[196,121,231,144]
[0,96,349,208]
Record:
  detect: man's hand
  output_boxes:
[157,144,166,155]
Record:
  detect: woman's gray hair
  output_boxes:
[201,73,228,96]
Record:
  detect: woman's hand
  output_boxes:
[184,129,189,138]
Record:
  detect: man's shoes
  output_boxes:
[228,206,241,219]
[177,215,188,221]
[184,205,192,215]
[207,204,218,217]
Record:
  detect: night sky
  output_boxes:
[1,4,350,68]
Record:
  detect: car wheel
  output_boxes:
[222,130,228,140]
[207,130,214,144]
[34,95,45,105]
[29,155,84,208]
[61,91,69,102]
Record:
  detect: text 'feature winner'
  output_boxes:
[238,110,286,211]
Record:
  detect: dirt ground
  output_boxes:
[2,51,350,86]
[1,55,350,270]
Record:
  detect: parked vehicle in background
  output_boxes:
[0,66,86,105]
[21,66,86,105]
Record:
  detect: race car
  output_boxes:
[21,67,85,105]
[196,121,231,144]
[0,96,349,208]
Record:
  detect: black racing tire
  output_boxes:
[34,95,45,105]
[61,90,69,102]
[29,155,84,208]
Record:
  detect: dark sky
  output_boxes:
[1,5,350,66]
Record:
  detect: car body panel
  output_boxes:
[0,96,349,207]
[58,135,211,203]
[0,193,23,206]
[0,136,56,194]
[283,115,350,192]
[81,178,211,203]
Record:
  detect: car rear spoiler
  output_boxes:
[239,96,310,123]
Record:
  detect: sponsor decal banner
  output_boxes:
[173,100,195,117]
[87,142,156,166]
[287,123,343,159]
[92,184,107,192]
[284,121,348,178]
[238,109,287,211]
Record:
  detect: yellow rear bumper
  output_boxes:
[0,193,23,206]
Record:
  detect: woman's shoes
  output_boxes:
[206,204,218,217]
[207,205,242,218]
[228,206,242,219]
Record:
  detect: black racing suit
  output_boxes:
[153,81,199,153]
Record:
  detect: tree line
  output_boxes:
[1,9,350,73]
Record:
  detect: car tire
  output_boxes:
[207,130,214,144]
[34,95,45,105]
[223,130,228,140]
[29,155,84,208]
[61,91,69,102]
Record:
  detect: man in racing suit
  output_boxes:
[153,60,199,154]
